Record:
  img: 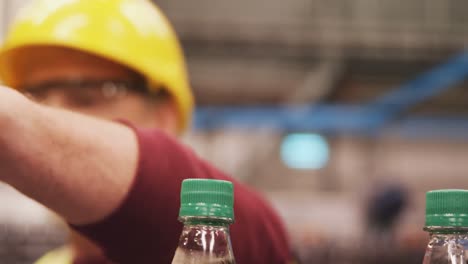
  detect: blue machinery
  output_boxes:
[194,53,468,139]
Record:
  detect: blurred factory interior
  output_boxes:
[1,0,468,263]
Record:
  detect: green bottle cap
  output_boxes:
[426,189,468,227]
[179,179,234,220]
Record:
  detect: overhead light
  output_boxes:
[280,133,329,170]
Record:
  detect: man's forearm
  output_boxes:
[0,87,138,225]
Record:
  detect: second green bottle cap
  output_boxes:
[426,189,468,227]
[179,179,234,220]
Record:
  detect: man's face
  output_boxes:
[17,47,178,133]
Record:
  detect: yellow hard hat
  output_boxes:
[0,0,194,132]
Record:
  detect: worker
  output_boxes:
[0,0,292,263]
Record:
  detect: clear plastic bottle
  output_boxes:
[171,179,236,264]
[423,189,468,264]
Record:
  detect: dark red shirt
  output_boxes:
[73,126,291,264]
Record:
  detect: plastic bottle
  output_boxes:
[423,189,468,264]
[171,179,236,264]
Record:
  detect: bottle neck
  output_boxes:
[424,226,468,235]
[423,226,468,264]
[172,216,236,264]
[179,216,233,227]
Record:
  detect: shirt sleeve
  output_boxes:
[72,125,292,264]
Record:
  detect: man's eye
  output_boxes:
[67,91,102,107]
